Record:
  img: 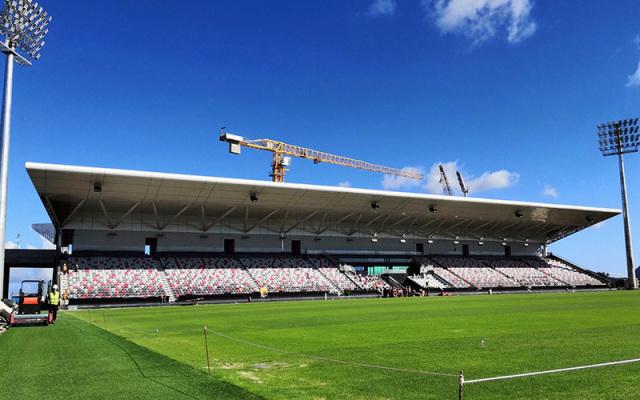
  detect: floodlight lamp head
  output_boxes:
[597,117,640,156]
[0,0,51,62]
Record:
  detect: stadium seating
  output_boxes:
[162,257,259,297]
[63,254,605,302]
[318,267,360,291]
[67,257,165,299]
[430,256,605,288]
[240,256,336,293]
[307,257,362,291]
[355,274,390,291]
[432,267,472,288]
[541,258,604,286]
[488,258,561,286]
[408,274,450,289]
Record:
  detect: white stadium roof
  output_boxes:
[26,162,620,245]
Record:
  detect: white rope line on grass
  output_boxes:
[465,357,640,384]
[206,328,458,378]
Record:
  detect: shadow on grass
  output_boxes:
[2,315,264,400]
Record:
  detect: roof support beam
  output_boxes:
[245,208,280,234]
[415,217,441,233]
[42,195,62,228]
[61,198,87,228]
[517,221,548,238]
[280,210,290,234]
[98,199,113,229]
[495,220,523,237]
[205,205,238,231]
[151,202,161,230]
[243,205,249,233]
[387,215,412,230]
[318,212,354,235]
[373,214,393,235]
[348,214,364,236]
[400,217,419,236]
[111,201,142,230]
[159,204,192,231]
[466,220,496,237]
[285,210,319,234]
[444,218,471,234]
[200,205,207,232]
[530,223,560,240]
[315,211,328,235]
[364,213,386,227]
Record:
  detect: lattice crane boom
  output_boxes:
[220,132,423,183]
[438,164,453,196]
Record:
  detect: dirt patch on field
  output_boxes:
[251,362,289,369]
[238,370,263,384]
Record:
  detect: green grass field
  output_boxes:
[2,291,640,399]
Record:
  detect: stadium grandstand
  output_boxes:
[4,162,616,305]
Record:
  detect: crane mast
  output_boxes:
[438,164,453,196]
[220,132,424,183]
[456,170,469,197]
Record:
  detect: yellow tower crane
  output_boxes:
[219,130,423,183]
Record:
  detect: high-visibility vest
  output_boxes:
[49,291,60,306]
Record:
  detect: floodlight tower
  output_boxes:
[0,0,51,299]
[597,118,640,289]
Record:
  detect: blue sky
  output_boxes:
[5,0,640,290]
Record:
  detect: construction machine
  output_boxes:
[8,280,51,326]
[219,131,423,183]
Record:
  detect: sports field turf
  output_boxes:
[2,291,640,399]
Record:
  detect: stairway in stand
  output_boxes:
[313,266,341,293]
[158,272,176,302]
[59,272,69,294]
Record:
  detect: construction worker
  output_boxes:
[48,284,60,323]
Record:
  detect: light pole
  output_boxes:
[597,118,640,289]
[0,0,51,299]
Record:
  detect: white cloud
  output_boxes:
[425,161,519,194]
[423,0,537,44]
[5,237,55,250]
[382,166,425,190]
[465,169,519,193]
[424,161,458,194]
[337,181,352,188]
[367,0,397,17]
[627,34,640,87]
[543,184,558,198]
[626,59,640,87]
[383,161,518,194]
[39,237,55,250]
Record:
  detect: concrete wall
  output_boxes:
[70,229,539,257]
